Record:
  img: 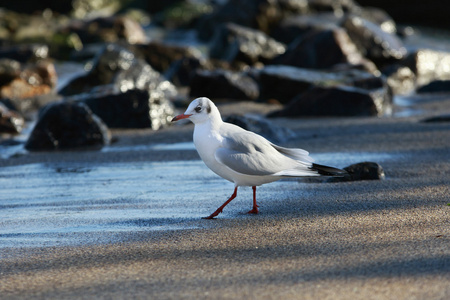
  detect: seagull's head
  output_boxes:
[171,97,219,125]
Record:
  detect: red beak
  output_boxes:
[171,114,192,122]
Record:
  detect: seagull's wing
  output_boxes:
[215,123,318,177]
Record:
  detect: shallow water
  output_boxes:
[0,151,397,248]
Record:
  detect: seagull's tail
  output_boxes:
[310,163,347,177]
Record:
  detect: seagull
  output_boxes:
[172,97,346,219]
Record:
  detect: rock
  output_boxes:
[58,45,177,130]
[0,102,24,134]
[209,23,286,65]
[137,0,186,14]
[416,80,450,93]
[329,162,385,181]
[0,44,49,63]
[403,49,450,86]
[0,58,57,102]
[165,56,207,87]
[25,102,110,151]
[62,16,146,45]
[342,15,407,65]
[421,115,450,123]
[269,13,341,44]
[382,65,416,95]
[189,69,259,100]
[256,65,387,104]
[196,0,283,41]
[268,85,392,117]
[224,114,295,143]
[153,1,213,29]
[272,27,368,69]
[59,44,177,100]
[308,0,359,14]
[353,6,397,34]
[71,88,174,130]
[132,42,203,74]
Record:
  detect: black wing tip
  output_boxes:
[311,163,348,177]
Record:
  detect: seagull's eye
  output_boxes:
[195,106,202,113]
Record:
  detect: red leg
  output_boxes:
[203,187,238,219]
[247,186,259,214]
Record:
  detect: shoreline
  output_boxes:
[1,99,449,299]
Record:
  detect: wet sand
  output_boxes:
[1,99,449,299]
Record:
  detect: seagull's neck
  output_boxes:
[196,116,223,132]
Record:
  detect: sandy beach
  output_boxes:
[1,98,449,299]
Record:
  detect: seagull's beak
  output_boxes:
[171,114,192,122]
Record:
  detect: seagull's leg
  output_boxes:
[247,186,259,214]
[203,187,238,219]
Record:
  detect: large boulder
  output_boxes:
[60,16,146,45]
[70,88,174,130]
[270,13,341,44]
[25,102,110,151]
[132,42,203,74]
[416,80,450,93]
[256,65,387,104]
[209,23,286,65]
[272,27,369,69]
[59,44,176,99]
[403,49,450,86]
[189,69,259,100]
[268,85,392,117]
[197,0,283,41]
[342,15,407,65]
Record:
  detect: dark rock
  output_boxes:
[0,0,73,14]
[165,56,207,87]
[354,0,450,30]
[209,23,286,65]
[189,69,259,100]
[71,88,174,130]
[59,44,177,99]
[197,0,283,41]
[257,65,318,103]
[268,85,392,117]
[153,1,213,29]
[416,80,450,94]
[132,42,203,74]
[270,13,341,44]
[257,65,387,104]
[0,59,21,87]
[381,65,416,95]
[403,49,450,86]
[421,115,450,123]
[25,102,110,151]
[342,15,407,65]
[137,0,186,14]
[272,27,368,69]
[224,114,295,143]
[330,162,385,181]
[308,0,359,14]
[58,45,176,130]
[0,44,49,63]
[0,102,24,134]
[61,16,146,45]
[353,6,397,34]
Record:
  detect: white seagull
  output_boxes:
[172,97,346,219]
